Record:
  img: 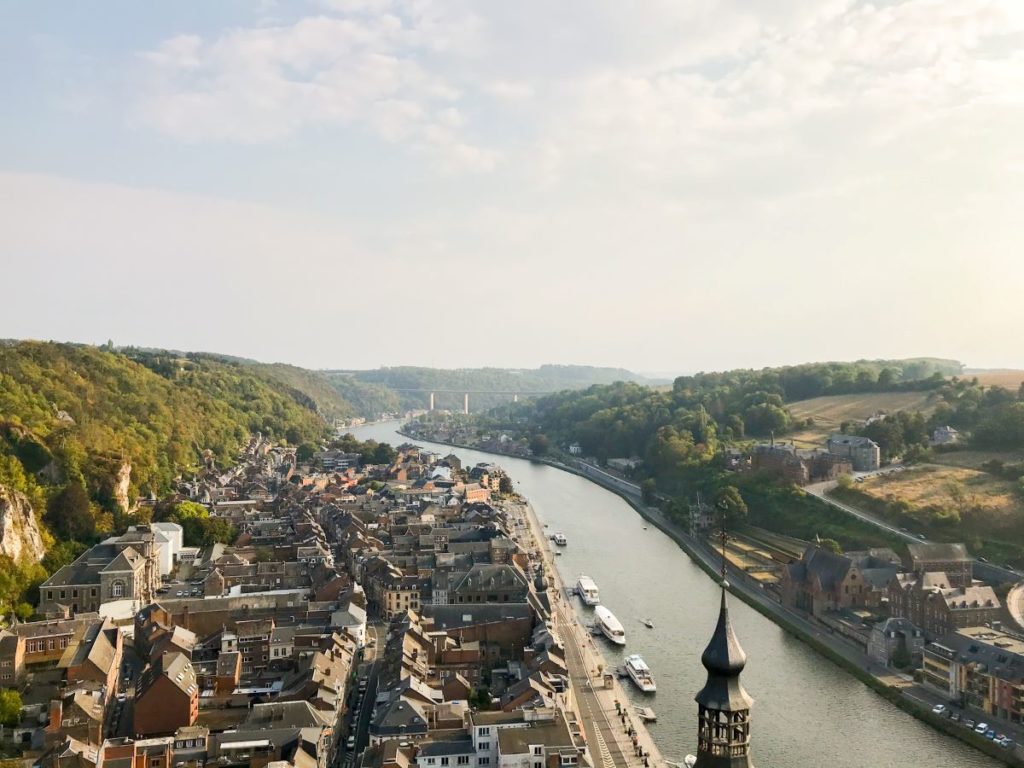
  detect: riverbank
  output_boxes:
[507,496,666,768]
[400,428,1023,767]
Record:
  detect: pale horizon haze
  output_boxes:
[1,1,1022,373]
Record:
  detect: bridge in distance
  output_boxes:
[320,372,560,413]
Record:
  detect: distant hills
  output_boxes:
[324,365,669,414]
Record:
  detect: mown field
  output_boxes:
[964,369,1024,390]
[785,392,939,448]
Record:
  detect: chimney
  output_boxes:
[48,699,62,731]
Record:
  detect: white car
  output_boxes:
[975,722,989,734]
[931,704,946,715]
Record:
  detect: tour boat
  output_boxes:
[552,532,568,546]
[624,654,656,693]
[576,575,600,606]
[594,605,626,645]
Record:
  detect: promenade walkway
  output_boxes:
[507,499,666,768]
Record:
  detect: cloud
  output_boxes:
[134,9,495,170]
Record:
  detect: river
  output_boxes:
[350,420,999,768]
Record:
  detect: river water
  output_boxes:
[351,420,999,768]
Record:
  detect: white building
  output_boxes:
[331,602,367,646]
[151,522,184,576]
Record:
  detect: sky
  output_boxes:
[1,1,1023,374]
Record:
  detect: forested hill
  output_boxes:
[327,364,669,413]
[490,357,963,464]
[0,342,330,511]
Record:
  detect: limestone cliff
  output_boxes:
[113,459,132,514]
[0,486,47,563]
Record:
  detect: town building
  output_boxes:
[867,617,925,668]
[923,625,1024,723]
[888,571,1001,639]
[904,542,972,588]
[826,434,881,472]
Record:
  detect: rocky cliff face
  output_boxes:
[0,486,47,563]
[113,460,132,514]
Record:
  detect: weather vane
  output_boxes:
[719,511,727,583]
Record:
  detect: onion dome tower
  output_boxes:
[693,582,754,767]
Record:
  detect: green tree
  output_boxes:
[295,443,317,463]
[714,485,748,530]
[0,689,21,726]
[45,479,95,541]
[529,434,550,456]
[818,538,843,555]
[498,475,514,495]
[640,478,657,505]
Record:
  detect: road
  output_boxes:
[334,624,381,768]
[805,480,1020,585]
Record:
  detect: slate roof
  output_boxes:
[371,692,428,736]
[422,603,533,629]
[451,563,528,594]
[417,736,476,758]
[788,546,853,591]
[907,542,970,563]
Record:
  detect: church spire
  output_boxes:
[692,519,754,767]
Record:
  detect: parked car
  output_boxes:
[975,722,989,734]
[932,704,946,715]
[346,736,355,749]
[965,719,976,729]
[176,590,184,596]
[917,533,927,540]
[950,713,961,723]
[978,556,989,563]
[1000,738,1015,749]
[986,729,996,740]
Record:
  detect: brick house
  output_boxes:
[134,652,199,736]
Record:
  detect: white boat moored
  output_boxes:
[594,605,626,645]
[624,653,656,692]
[576,575,600,606]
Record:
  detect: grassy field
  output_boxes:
[839,465,1024,565]
[860,465,1017,517]
[965,369,1024,390]
[785,392,939,448]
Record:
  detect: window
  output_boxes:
[112,581,125,598]
[533,747,543,756]
[1,660,10,667]
[458,757,470,765]
[478,759,490,766]
[479,743,489,752]
[478,728,490,736]
[48,639,55,650]
[441,758,449,766]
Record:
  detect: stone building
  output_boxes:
[904,542,972,588]
[888,571,1001,639]
[867,617,925,667]
[826,434,881,471]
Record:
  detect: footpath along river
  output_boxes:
[350,420,1000,768]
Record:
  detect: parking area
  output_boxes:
[905,685,1021,754]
